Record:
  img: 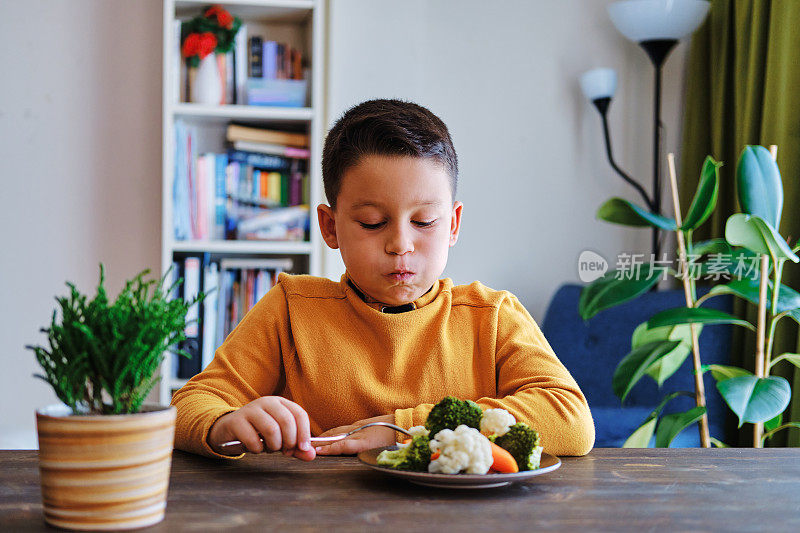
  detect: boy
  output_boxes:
[171,99,594,461]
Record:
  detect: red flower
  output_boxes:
[197,32,217,58]
[205,4,234,29]
[182,31,217,59]
[181,33,201,58]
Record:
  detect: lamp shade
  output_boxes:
[608,0,710,42]
[580,68,617,101]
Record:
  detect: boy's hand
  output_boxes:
[207,396,316,461]
[314,414,396,456]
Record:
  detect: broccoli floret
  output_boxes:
[376,435,432,471]
[424,396,483,437]
[493,422,542,471]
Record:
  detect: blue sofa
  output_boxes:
[541,284,734,447]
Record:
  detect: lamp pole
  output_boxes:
[640,39,679,263]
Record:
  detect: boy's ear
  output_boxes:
[317,204,339,249]
[449,201,463,247]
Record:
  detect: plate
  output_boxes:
[357,446,561,489]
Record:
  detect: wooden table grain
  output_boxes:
[2,448,799,532]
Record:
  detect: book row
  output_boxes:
[173,120,311,242]
[170,255,294,379]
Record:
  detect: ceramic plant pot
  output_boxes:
[191,53,222,105]
[35,404,176,530]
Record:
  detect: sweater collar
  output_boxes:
[341,271,441,312]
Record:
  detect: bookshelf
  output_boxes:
[159,0,326,404]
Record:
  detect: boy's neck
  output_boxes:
[345,274,434,313]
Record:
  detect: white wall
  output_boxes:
[0,0,163,447]
[0,0,690,448]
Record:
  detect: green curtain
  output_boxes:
[679,0,800,446]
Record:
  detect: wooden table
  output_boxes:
[2,448,799,531]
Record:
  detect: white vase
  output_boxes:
[191,54,222,105]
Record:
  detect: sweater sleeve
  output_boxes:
[481,294,594,455]
[395,294,594,456]
[170,281,291,458]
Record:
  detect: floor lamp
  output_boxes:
[581,0,711,261]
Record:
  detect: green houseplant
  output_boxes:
[27,265,202,530]
[580,145,800,448]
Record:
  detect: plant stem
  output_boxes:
[765,261,784,372]
[753,254,770,448]
[667,153,711,447]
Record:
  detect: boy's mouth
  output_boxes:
[385,270,415,282]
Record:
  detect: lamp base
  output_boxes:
[639,39,678,67]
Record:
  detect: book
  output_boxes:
[236,205,309,240]
[263,40,278,79]
[173,121,193,240]
[226,124,309,148]
[214,154,228,240]
[232,140,310,159]
[201,261,219,371]
[227,148,292,170]
[178,256,202,379]
[248,36,263,78]
[234,24,248,104]
[169,261,182,378]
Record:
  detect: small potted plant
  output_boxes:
[27,265,202,530]
[181,4,242,105]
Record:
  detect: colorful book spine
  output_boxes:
[227,149,291,171]
[263,40,278,79]
[214,154,227,240]
[248,36,263,78]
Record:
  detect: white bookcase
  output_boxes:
[159,0,326,404]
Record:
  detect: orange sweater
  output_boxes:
[171,272,594,458]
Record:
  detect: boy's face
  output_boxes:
[317,155,463,306]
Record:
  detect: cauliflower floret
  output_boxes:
[480,408,516,438]
[428,425,493,474]
[408,425,430,438]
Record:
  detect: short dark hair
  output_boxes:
[322,98,458,210]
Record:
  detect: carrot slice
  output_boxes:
[490,442,519,473]
[430,451,440,460]
[401,438,412,445]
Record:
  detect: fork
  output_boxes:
[219,421,413,453]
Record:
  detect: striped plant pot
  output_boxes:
[36,404,176,531]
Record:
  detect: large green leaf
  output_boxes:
[725,214,799,263]
[682,156,722,230]
[700,364,752,381]
[693,248,758,279]
[655,406,707,448]
[709,437,730,448]
[691,238,733,257]
[613,340,682,403]
[716,375,792,427]
[764,414,783,433]
[632,322,698,386]
[707,280,800,325]
[769,353,800,371]
[623,417,657,448]
[736,145,783,230]
[622,391,690,448]
[578,265,666,320]
[647,307,755,331]
[597,197,678,231]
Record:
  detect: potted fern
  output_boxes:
[27,265,201,530]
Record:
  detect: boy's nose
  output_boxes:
[385,226,414,255]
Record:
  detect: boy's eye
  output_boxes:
[358,220,437,230]
[359,221,385,230]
